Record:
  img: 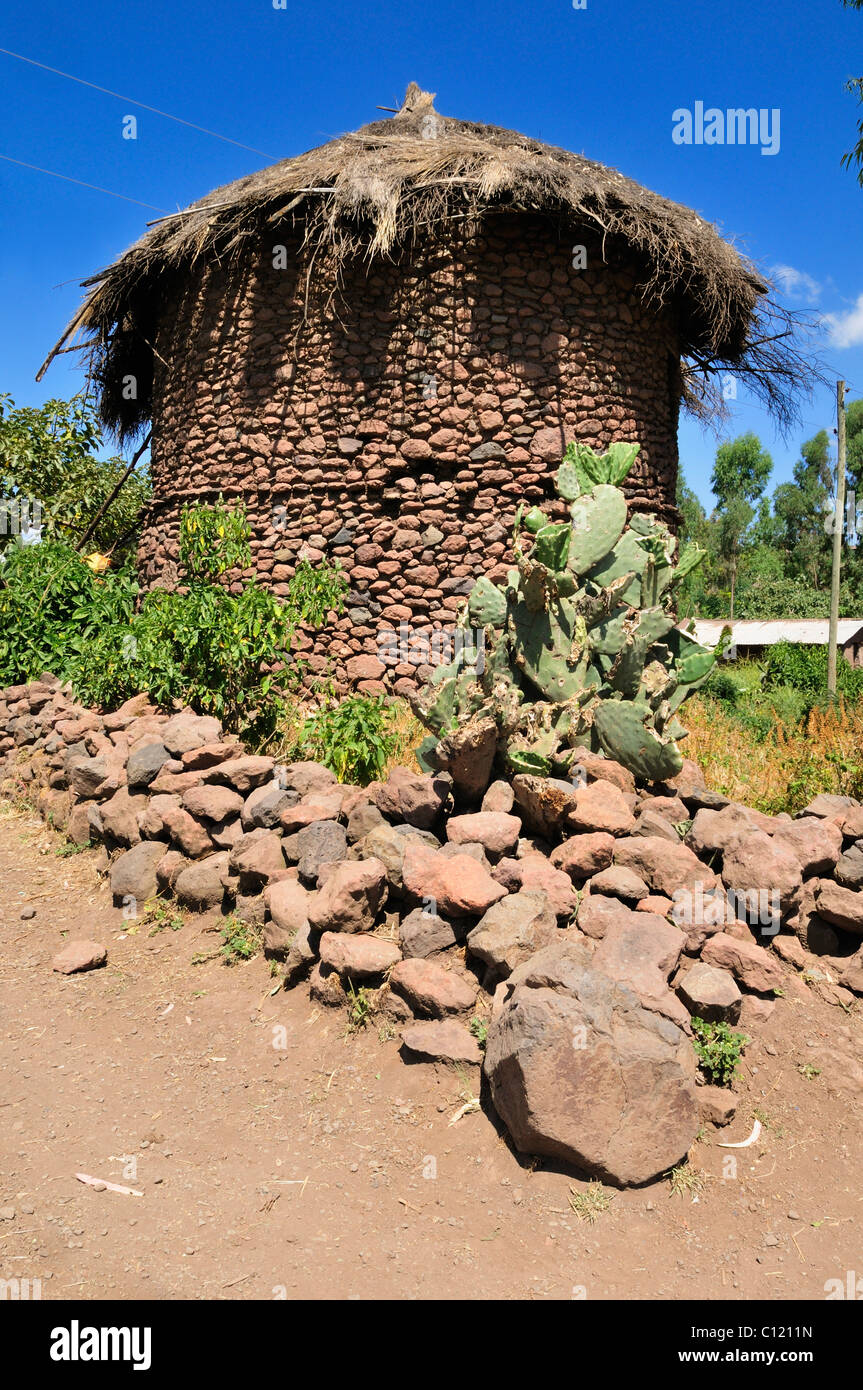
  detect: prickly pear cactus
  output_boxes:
[412,440,715,788]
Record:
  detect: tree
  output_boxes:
[841,0,863,183]
[710,433,773,618]
[772,429,833,589]
[0,393,150,560]
[846,397,863,496]
[675,470,718,618]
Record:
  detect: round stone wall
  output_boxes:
[141,214,681,693]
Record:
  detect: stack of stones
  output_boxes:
[3,675,863,1186]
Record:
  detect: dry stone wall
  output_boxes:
[4,676,863,1185]
[141,215,681,693]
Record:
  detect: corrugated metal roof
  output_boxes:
[687,619,863,647]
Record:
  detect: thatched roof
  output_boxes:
[40,83,810,439]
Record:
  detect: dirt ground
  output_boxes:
[1,798,861,1303]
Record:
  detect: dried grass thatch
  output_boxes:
[40,84,815,440]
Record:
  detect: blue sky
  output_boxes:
[1,0,861,508]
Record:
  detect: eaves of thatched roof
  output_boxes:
[40,84,812,439]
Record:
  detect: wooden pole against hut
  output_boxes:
[827,380,847,701]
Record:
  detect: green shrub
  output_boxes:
[765,642,863,701]
[0,540,137,686]
[691,1018,749,1087]
[300,695,398,784]
[0,499,346,743]
[703,669,739,705]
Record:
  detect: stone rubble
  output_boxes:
[3,676,863,1186]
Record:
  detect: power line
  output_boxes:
[0,152,170,211]
[0,46,275,159]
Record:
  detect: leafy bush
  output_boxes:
[0,499,346,743]
[765,642,863,701]
[300,695,398,784]
[0,540,137,685]
[703,669,739,706]
[691,1018,749,1086]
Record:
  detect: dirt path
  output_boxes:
[1,798,861,1302]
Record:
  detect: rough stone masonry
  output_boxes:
[140,216,681,694]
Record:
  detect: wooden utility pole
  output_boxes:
[828,381,847,700]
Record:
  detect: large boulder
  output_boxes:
[613,835,717,899]
[110,840,167,904]
[484,940,699,1187]
[371,767,450,829]
[511,775,579,839]
[676,961,742,1023]
[307,858,388,933]
[99,787,147,846]
[160,712,222,756]
[174,852,231,910]
[401,842,507,917]
[551,832,615,881]
[318,932,401,980]
[701,931,784,994]
[126,741,171,792]
[769,818,843,877]
[400,1020,483,1065]
[720,829,803,923]
[296,820,348,884]
[182,784,244,824]
[279,761,337,799]
[241,782,297,830]
[492,855,578,919]
[446,811,521,857]
[836,844,863,891]
[161,805,215,859]
[592,912,688,1027]
[359,823,434,892]
[567,779,636,836]
[399,907,461,958]
[389,958,477,1017]
[814,880,863,934]
[686,804,760,858]
[466,889,558,978]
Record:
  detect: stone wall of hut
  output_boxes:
[140,215,681,695]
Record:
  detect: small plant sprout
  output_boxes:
[219,914,259,965]
[568,1182,614,1223]
[691,1018,749,1087]
[668,1164,709,1199]
[345,982,374,1033]
[469,1015,488,1049]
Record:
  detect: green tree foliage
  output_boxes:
[0,540,138,684]
[0,394,150,559]
[680,413,863,620]
[709,433,773,618]
[841,0,863,184]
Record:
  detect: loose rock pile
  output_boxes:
[2,675,862,1186]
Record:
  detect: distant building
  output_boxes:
[690,619,863,667]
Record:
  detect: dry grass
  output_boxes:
[385,699,425,777]
[683,695,863,814]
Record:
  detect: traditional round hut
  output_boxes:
[44,85,788,694]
